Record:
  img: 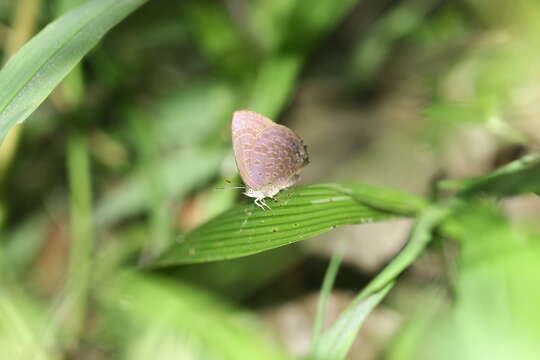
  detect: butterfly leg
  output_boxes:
[254,198,266,211]
[260,198,271,210]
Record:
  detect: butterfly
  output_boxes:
[231,110,309,210]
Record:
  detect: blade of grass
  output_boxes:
[0,0,41,284]
[0,0,147,143]
[3,214,49,278]
[357,205,449,297]
[311,243,345,348]
[309,282,394,360]
[309,205,450,360]
[438,152,540,196]
[57,130,93,347]
[155,183,427,265]
[131,116,173,264]
[0,290,51,360]
[0,0,41,176]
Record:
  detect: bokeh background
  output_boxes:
[1,0,540,359]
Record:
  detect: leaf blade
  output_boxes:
[309,205,449,360]
[0,0,147,142]
[309,282,394,360]
[155,183,427,265]
[311,245,345,348]
[439,152,540,196]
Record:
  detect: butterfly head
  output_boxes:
[243,185,279,200]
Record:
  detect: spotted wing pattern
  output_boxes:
[231,110,309,192]
[246,124,308,190]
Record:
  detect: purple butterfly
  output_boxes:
[232,110,309,210]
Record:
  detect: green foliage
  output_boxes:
[310,282,393,360]
[0,290,52,360]
[389,202,540,360]
[1,0,540,359]
[99,271,290,360]
[349,0,440,86]
[311,245,344,348]
[0,0,147,142]
[439,152,540,196]
[157,183,425,265]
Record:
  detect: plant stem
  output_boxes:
[62,130,93,346]
[0,0,41,177]
[0,0,41,286]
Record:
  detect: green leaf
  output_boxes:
[247,55,302,119]
[309,282,394,360]
[402,202,540,360]
[439,152,540,196]
[0,290,52,359]
[0,0,147,143]
[309,205,449,360]
[311,245,345,348]
[155,183,427,265]
[349,0,439,85]
[4,214,49,278]
[284,0,359,52]
[94,149,224,229]
[99,271,290,360]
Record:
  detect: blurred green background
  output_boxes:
[1,0,540,359]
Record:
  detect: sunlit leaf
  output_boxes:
[0,0,147,142]
[0,290,52,360]
[156,183,427,265]
[248,55,302,118]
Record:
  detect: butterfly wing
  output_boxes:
[247,124,309,191]
[231,110,274,190]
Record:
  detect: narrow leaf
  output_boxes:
[310,282,393,360]
[155,183,426,265]
[309,205,450,360]
[0,0,147,142]
[358,205,449,296]
[439,152,540,196]
[311,245,345,348]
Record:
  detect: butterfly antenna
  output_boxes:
[214,186,245,190]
